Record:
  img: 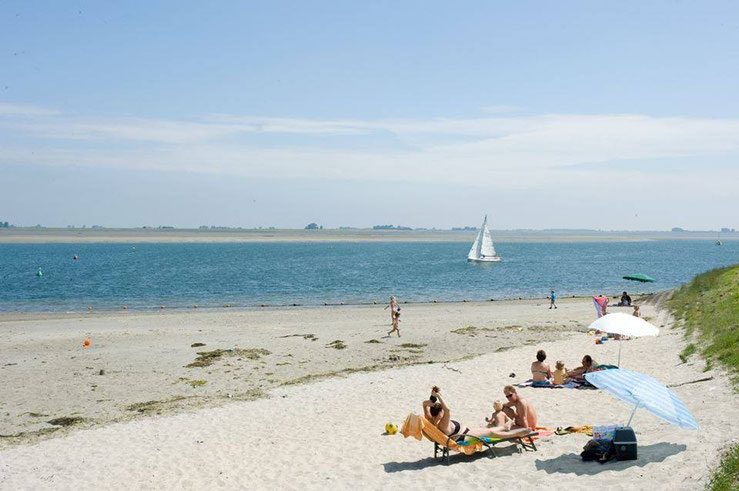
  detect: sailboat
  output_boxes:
[467,215,501,262]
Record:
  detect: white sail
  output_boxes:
[467,215,500,262]
[480,224,496,257]
[468,228,483,260]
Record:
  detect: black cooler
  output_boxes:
[614,426,637,460]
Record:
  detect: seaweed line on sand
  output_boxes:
[186,348,271,368]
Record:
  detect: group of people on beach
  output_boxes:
[592,292,640,318]
[421,349,601,443]
[530,349,598,387]
[422,384,537,443]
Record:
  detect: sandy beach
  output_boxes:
[1,296,736,489]
[2,227,734,244]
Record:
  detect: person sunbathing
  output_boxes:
[566,355,597,382]
[485,400,512,430]
[422,386,525,442]
[502,386,538,430]
[530,349,553,386]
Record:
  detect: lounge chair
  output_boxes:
[401,414,538,464]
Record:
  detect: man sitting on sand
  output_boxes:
[566,355,597,383]
[619,291,632,306]
[502,386,537,430]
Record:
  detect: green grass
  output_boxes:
[708,444,739,491]
[668,264,739,491]
[679,343,697,364]
[668,265,739,383]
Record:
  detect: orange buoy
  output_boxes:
[83,339,91,347]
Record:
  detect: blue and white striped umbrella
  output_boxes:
[585,368,698,430]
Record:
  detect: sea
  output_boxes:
[0,240,737,312]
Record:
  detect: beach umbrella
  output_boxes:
[588,313,659,366]
[623,274,656,283]
[585,369,698,430]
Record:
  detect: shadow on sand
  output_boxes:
[534,442,687,475]
[383,445,520,473]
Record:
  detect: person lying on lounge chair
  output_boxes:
[422,386,518,442]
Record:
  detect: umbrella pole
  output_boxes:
[626,402,640,427]
[618,338,622,367]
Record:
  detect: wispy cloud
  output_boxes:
[0,102,60,116]
[2,104,739,189]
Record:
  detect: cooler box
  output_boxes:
[614,426,637,460]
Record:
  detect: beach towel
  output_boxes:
[514,379,582,389]
[555,425,593,436]
[592,296,605,318]
[400,413,483,455]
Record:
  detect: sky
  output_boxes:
[1,1,738,230]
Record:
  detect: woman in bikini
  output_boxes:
[530,349,553,387]
[422,386,526,442]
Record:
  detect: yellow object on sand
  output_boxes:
[385,422,398,435]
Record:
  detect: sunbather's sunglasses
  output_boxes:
[505,393,514,399]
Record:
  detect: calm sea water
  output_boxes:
[0,241,737,312]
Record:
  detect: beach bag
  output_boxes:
[580,438,615,463]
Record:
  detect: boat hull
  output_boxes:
[468,257,501,263]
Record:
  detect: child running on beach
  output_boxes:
[387,308,401,337]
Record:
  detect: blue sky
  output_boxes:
[1,1,738,229]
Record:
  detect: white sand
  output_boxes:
[0,300,736,490]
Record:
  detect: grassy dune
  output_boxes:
[669,265,739,490]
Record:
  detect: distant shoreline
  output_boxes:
[1,227,735,244]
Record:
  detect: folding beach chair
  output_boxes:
[401,414,538,464]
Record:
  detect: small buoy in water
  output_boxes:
[73,255,78,260]
[36,268,43,277]
[83,339,91,348]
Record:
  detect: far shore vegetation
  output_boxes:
[669,264,738,490]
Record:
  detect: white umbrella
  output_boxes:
[588,313,659,366]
